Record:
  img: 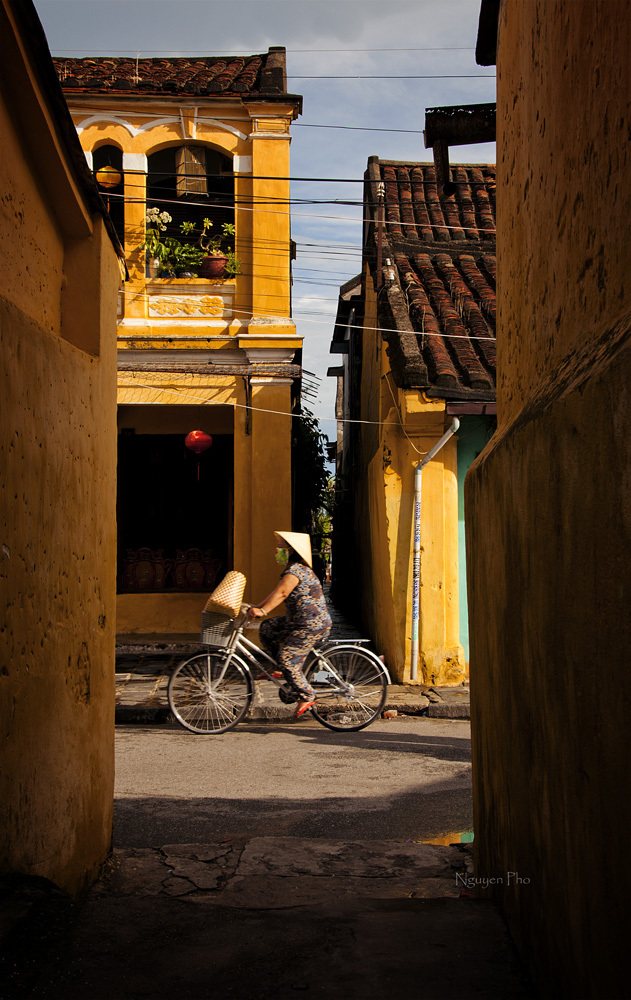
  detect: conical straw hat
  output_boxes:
[203,570,247,616]
[274,531,313,568]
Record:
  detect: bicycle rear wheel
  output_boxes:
[305,646,388,731]
[168,651,252,734]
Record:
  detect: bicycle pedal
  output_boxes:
[278,684,300,704]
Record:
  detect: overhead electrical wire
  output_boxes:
[54,42,496,418]
[68,101,496,145]
[116,377,488,443]
[104,191,497,235]
[113,289,496,343]
[115,176,495,203]
[116,376,427,432]
[293,123,423,134]
[287,74,494,80]
[50,47,477,54]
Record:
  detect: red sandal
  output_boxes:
[295,698,316,717]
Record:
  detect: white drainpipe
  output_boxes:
[410,418,460,681]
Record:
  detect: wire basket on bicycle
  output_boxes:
[200,611,236,648]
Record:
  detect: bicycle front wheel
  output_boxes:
[168,651,252,734]
[305,646,388,731]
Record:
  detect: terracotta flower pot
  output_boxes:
[199,254,227,278]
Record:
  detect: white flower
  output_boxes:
[145,206,172,231]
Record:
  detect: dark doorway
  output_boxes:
[117,432,233,593]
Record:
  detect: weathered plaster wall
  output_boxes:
[0,0,120,892]
[495,0,629,427]
[356,268,465,684]
[466,2,631,994]
[0,201,119,889]
[456,417,493,665]
[1,267,118,893]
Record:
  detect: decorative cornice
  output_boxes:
[75,112,248,142]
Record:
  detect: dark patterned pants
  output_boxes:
[259,616,331,699]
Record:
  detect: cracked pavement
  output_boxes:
[1,718,535,998]
[90,837,474,906]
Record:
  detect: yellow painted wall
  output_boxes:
[354,267,465,684]
[465,3,631,995]
[73,99,297,334]
[65,90,300,634]
[1,0,120,893]
[237,379,293,604]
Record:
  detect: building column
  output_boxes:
[248,377,293,603]
[248,120,292,321]
[122,153,148,282]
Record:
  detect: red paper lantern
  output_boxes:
[185,430,213,454]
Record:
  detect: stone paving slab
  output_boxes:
[212,872,460,907]
[87,837,474,905]
[237,836,463,879]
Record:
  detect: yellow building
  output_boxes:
[329,157,496,685]
[467,2,631,995]
[55,50,303,635]
[1,0,122,891]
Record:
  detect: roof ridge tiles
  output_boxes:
[434,255,496,371]
[406,252,494,391]
[53,50,298,101]
[365,154,497,398]
[377,158,496,170]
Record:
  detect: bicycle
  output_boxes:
[167,605,391,735]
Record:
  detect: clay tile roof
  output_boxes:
[368,157,496,400]
[53,49,297,101]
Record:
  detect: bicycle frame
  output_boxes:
[206,609,392,695]
[218,628,347,696]
[168,608,392,734]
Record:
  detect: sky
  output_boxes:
[33,0,496,437]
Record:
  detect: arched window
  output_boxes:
[92,145,125,244]
[146,146,235,253]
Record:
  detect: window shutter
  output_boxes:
[176,146,207,197]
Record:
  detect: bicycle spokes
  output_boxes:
[306,647,388,732]
[168,652,252,734]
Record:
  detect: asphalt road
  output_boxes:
[114,716,473,845]
[7,722,533,1000]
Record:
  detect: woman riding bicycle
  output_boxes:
[247,531,332,716]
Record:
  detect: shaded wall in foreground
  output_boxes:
[466,2,631,995]
[0,0,120,892]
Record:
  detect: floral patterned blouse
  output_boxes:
[282,561,332,633]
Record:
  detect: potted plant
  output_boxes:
[142,207,172,276]
[142,209,241,279]
[194,219,241,279]
[158,238,204,278]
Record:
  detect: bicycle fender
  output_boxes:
[313,643,392,684]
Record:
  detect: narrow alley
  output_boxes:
[3,712,534,999]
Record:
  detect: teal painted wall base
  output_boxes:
[457,417,495,663]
